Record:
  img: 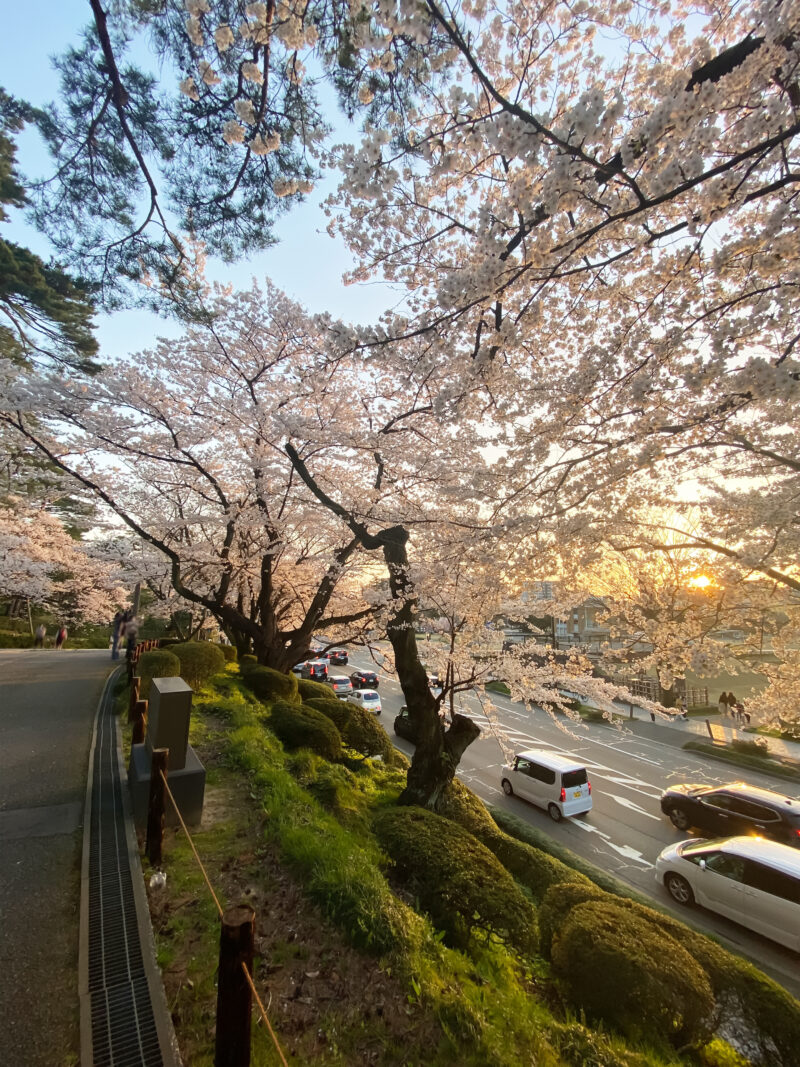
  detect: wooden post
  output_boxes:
[128,677,141,722]
[132,699,148,745]
[146,748,168,867]
[215,906,255,1067]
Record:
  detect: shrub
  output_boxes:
[171,641,226,689]
[305,697,350,731]
[373,806,538,957]
[539,881,800,1067]
[268,699,342,760]
[297,676,333,701]
[307,698,395,763]
[551,899,715,1049]
[239,653,257,668]
[731,737,769,758]
[0,631,34,648]
[439,781,589,903]
[136,649,181,699]
[241,664,299,705]
[217,643,237,662]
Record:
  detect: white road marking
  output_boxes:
[568,819,653,866]
[607,794,663,821]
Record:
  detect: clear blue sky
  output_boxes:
[1,1,395,360]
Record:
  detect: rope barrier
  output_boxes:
[159,769,223,919]
[158,770,289,1066]
[240,961,290,1067]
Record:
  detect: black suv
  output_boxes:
[329,648,348,665]
[660,782,800,847]
[350,669,379,690]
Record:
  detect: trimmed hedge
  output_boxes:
[373,805,538,957]
[439,781,590,903]
[306,698,395,763]
[241,664,300,704]
[171,641,226,690]
[137,649,181,699]
[552,898,715,1049]
[538,881,800,1067]
[297,676,334,701]
[217,643,237,662]
[0,631,34,648]
[268,699,342,760]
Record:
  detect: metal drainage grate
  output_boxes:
[87,682,163,1066]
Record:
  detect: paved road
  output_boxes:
[340,646,800,999]
[0,649,113,1067]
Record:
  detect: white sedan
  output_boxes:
[346,689,382,716]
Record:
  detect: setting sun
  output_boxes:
[687,574,713,589]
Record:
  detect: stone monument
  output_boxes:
[128,676,206,828]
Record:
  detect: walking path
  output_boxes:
[0,650,179,1067]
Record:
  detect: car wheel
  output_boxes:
[501,778,513,797]
[665,872,694,906]
[548,803,562,822]
[669,807,691,831]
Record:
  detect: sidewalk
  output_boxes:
[612,702,800,765]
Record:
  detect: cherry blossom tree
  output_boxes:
[2,281,414,665]
[0,496,125,625]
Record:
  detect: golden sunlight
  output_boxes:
[687,574,713,589]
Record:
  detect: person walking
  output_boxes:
[728,693,740,724]
[718,691,729,718]
[34,623,46,648]
[55,624,68,650]
[111,610,123,660]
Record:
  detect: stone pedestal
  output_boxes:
[147,677,193,771]
[128,742,206,829]
[127,673,205,828]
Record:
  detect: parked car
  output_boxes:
[350,669,379,690]
[347,689,382,715]
[329,648,348,665]
[301,659,329,680]
[660,781,800,847]
[500,749,592,821]
[327,674,353,696]
[655,836,800,950]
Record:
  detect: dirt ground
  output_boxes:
[144,719,442,1065]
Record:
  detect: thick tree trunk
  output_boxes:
[378,526,481,810]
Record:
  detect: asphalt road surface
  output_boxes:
[0,649,113,1067]
[341,645,800,999]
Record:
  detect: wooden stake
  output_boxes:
[146,748,168,867]
[215,906,255,1067]
[132,699,148,745]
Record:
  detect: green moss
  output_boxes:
[240,663,300,704]
[137,649,181,698]
[170,641,226,690]
[552,899,714,1049]
[297,676,334,701]
[268,699,342,760]
[373,805,539,958]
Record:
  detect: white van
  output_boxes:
[500,749,592,821]
[655,836,800,951]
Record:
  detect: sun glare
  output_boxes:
[687,574,712,589]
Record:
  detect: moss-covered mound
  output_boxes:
[538,881,800,1067]
[268,699,342,760]
[306,698,395,763]
[552,898,714,1049]
[137,649,181,698]
[373,805,538,957]
[439,780,590,903]
[171,641,226,690]
[241,664,300,704]
[297,676,334,701]
[217,643,237,662]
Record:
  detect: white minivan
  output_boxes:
[655,836,800,951]
[500,749,592,821]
